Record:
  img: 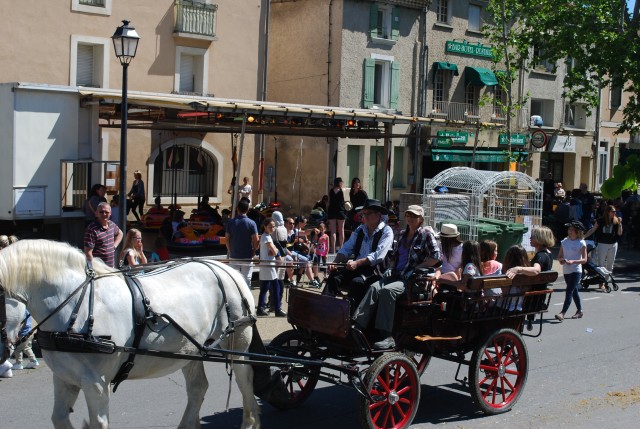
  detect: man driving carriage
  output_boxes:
[323,199,393,304]
[352,205,442,349]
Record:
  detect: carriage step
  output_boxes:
[414,334,462,342]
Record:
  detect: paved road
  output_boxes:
[2,268,639,428]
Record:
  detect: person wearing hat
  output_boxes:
[324,199,394,303]
[352,205,441,349]
[438,223,464,281]
[555,220,588,321]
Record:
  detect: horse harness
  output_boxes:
[3,259,256,391]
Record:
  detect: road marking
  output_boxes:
[553,296,601,305]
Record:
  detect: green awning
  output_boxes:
[433,62,459,82]
[431,149,529,163]
[465,66,498,86]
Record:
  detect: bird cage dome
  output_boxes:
[423,167,543,254]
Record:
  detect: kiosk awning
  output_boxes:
[465,66,498,86]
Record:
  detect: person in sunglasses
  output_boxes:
[84,201,123,268]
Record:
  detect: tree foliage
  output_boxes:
[485,0,640,198]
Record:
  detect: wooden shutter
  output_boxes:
[391,7,400,41]
[390,62,400,110]
[180,54,194,92]
[76,45,94,86]
[363,58,375,109]
[369,3,378,38]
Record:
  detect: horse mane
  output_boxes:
[0,239,115,296]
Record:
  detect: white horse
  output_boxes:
[0,239,260,429]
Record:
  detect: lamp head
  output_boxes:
[112,20,140,65]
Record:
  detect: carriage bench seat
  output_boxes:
[287,288,351,338]
[436,271,558,321]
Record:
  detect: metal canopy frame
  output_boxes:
[423,167,543,252]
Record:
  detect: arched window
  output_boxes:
[153,145,217,197]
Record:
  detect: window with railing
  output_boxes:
[175,1,217,38]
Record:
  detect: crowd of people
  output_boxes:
[3,172,634,367]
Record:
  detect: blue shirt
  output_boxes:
[226,214,258,259]
[338,221,393,266]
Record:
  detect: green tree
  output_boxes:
[485,0,640,198]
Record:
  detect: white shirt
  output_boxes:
[259,233,277,280]
[239,184,252,203]
[561,238,586,274]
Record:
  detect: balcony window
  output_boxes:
[533,46,555,73]
[175,0,217,40]
[369,3,399,42]
[363,55,400,110]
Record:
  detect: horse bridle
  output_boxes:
[0,283,11,365]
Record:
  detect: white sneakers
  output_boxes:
[0,361,13,378]
[25,360,39,369]
[11,359,39,370]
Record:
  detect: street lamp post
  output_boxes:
[112,20,140,237]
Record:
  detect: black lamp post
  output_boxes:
[112,20,140,236]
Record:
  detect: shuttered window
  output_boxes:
[369,3,399,41]
[76,45,94,87]
[363,58,399,111]
[180,54,195,92]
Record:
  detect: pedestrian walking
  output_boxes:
[556,221,588,321]
[11,309,39,370]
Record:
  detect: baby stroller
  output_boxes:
[581,240,619,293]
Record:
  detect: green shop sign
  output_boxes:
[436,130,470,146]
[498,133,527,146]
[445,40,493,58]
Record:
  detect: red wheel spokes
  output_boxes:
[369,361,417,429]
[478,337,523,405]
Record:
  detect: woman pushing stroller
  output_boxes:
[584,204,622,290]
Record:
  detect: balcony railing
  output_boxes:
[430,101,529,129]
[175,1,217,39]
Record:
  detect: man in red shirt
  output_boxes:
[84,201,124,267]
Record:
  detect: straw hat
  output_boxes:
[439,223,461,239]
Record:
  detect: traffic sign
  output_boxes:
[530,130,547,148]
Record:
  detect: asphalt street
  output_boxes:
[2,251,640,428]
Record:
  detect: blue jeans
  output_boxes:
[561,272,582,314]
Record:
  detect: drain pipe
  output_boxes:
[258,0,271,204]
[414,3,430,193]
[327,0,335,185]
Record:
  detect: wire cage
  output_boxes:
[423,167,543,254]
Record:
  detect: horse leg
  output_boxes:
[82,379,111,429]
[233,359,261,429]
[52,374,81,429]
[178,361,208,429]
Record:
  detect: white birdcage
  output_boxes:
[423,167,543,255]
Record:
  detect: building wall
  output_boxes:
[0,1,265,216]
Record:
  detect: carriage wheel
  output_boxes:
[469,328,528,415]
[265,330,320,410]
[402,350,431,377]
[358,353,421,429]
